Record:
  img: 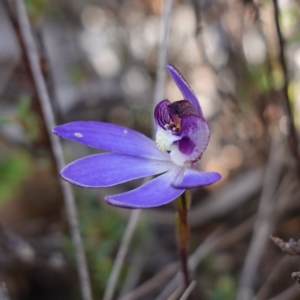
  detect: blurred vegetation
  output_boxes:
[0,150,31,206]
[25,0,49,19]
[210,275,236,300]
[1,0,300,299]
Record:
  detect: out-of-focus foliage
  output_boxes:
[209,275,236,300]
[17,96,40,142]
[25,0,49,19]
[0,151,31,206]
[1,0,300,298]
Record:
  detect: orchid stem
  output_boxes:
[175,190,191,289]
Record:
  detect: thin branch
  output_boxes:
[0,283,10,300]
[105,0,173,296]
[154,273,182,300]
[237,137,285,300]
[152,0,173,135]
[103,209,141,300]
[255,256,299,300]
[118,262,179,300]
[273,0,300,179]
[155,228,225,300]
[179,280,196,300]
[268,284,299,300]
[156,219,254,299]
[2,0,52,154]
[9,1,92,299]
[167,286,184,300]
[118,251,146,297]
[271,236,300,256]
[120,216,254,300]
[191,0,241,109]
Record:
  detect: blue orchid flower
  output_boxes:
[53,65,221,208]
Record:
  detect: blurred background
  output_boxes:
[1,0,300,299]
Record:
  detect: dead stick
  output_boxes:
[103,209,141,300]
[237,138,285,300]
[273,0,300,179]
[9,1,93,299]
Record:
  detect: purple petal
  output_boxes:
[106,169,184,208]
[154,99,172,128]
[166,65,203,117]
[61,153,173,187]
[172,168,222,188]
[53,121,169,160]
[179,115,210,161]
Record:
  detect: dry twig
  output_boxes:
[0,283,10,300]
[272,0,300,178]
[103,209,141,300]
[120,216,254,300]
[271,236,300,256]
[106,0,173,298]
[7,1,92,299]
[237,137,285,300]
[268,284,299,300]
[179,280,196,300]
[118,262,179,300]
[255,256,299,299]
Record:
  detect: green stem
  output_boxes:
[175,190,191,288]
